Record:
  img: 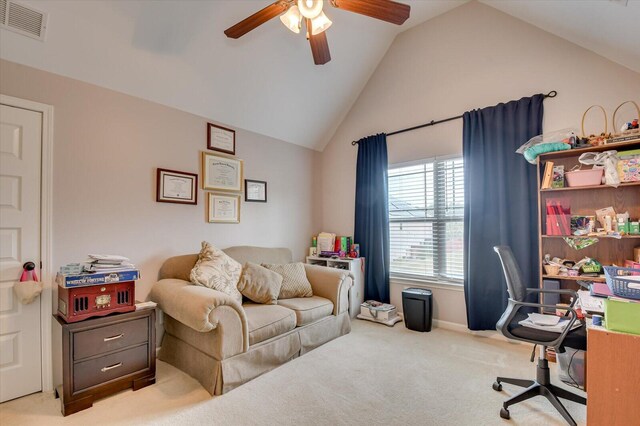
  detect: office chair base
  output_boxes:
[500,407,510,419]
[494,359,585,426]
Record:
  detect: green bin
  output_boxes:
[604,298,640,335]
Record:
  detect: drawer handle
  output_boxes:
[103,333,124,342]
[101,362,123,372]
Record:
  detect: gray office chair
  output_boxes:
[493,246,586,426]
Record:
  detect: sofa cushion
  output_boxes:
[262,262,313,299]
[237,262,283,305]
[277,296,334,327]
[243,303,296,346]
[190,241,242,304]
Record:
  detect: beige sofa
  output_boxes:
[149,246,353,395]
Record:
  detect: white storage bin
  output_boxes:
[557,347,586,390]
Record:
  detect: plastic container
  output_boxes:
[604,297,640,335]
[604,266,640,300]
[557,348,586,390]
[565,168,604,187]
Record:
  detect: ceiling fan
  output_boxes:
[224,0,411,65]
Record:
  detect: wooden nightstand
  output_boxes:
[54,309,156,416]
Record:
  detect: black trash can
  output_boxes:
[402,288,433,332]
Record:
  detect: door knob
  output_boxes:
[23,262,36,271]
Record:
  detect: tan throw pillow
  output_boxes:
[190,241,242,304]
[261,262,313,299]
[237,262,283,305]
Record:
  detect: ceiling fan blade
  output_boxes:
[307,20,331,65]
[332,0,410,25]
[224,1,289,39]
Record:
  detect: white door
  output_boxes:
[0,104,42,402]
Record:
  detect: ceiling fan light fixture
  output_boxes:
[280,5,302,33]
[310,11,332,35]
[298,0,323,19]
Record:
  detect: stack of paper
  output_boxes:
[84,254,135,273]
[578,290,604,314]
[519,313,582,333]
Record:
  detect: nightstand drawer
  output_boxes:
[73,344,149,392]
[74,317,149,360]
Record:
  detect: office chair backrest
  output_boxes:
[493,246,527,302]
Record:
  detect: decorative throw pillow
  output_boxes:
[237,262,283,305]
[261,262,313,299]
[190,241,242,304]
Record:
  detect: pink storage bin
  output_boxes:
[565,168,603,187]
[624,260,640,276]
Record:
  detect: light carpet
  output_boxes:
[0,320,586,425]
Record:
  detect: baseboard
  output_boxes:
[432,319,468,333]
[432,319,524,346]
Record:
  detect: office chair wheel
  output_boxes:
[492,381,502,392]
[500,407,510,420]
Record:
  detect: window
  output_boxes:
[388,157,464,283]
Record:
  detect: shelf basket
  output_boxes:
[604,266,640,300]
[610,100,640,143]
[581,105,609,146]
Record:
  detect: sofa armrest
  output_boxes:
[149,279,249,352]
[304,264,353,315]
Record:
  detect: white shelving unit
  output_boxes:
[306,256,365,318]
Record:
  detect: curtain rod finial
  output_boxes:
[351,140,358,146]
[546,90,558,98]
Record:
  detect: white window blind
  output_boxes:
[388,157,464,282]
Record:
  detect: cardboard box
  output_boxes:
[56,269,140,288]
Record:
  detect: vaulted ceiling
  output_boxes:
[1,1,638,151]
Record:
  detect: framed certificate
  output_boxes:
[207,193,240,223]
[156,168,198,205]
[202,152,243,192]
[207,123,236,155]
[245,179,267,202]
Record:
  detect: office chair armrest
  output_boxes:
[512,300,577,316]
[501,300,579,349]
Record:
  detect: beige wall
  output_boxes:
[1,59,321,302]
[320,2,640,325]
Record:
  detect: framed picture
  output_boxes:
[202,152,243,192]
[207,123,235,155]
[245,179,267,202]
[207,193,240,223]
[156,168,198,205]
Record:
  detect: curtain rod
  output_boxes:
[351,91,558,146]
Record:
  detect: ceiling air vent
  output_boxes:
[0,0,48,41]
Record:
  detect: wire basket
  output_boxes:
[611,100,640,139]
[581,105,609,146]
[604,266,640,300]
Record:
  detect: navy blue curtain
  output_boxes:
[463,95,543,330]
[354,133,390,303]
